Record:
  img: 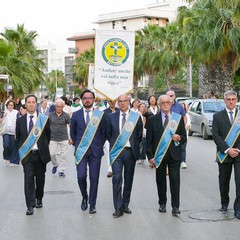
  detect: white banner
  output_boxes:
[94,30,135,100]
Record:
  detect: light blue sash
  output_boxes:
[110,111,140,165]
[75,110,104,164]
[154,112,181,168]
[19,114,48,162]
[217,111,240,163]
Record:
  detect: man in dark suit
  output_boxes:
[146,94,186,216]
[16,95,51,216]
[103,99,120,178]
[106,94,143,218]
[70,90,106,214]
[212,90,240,219]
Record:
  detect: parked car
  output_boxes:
[188,99,225,140]
[176,96,198,103]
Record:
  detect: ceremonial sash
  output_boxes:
[154,112,181,168]
[110,111,140,165]
[19,114,48,162]
[217,111,240,163]
[75,110,104,164]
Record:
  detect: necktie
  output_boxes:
[29,116,34,133]
[122,113,126,129]
[164,114,169,129]
[85,110,90,125]
[229,111,234,124]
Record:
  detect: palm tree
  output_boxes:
[178,0,240,96]
[74,48,95,87]
[45,70,66,96]
[0,24,45,95]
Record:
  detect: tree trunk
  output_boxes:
[148,74,154,96]
[133,75,138,98]
[198,53,236,97]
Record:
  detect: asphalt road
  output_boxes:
[0,134,239,240]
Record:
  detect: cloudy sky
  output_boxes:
[1,0,156,52]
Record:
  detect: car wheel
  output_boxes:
[202,125,209,140]
[188,129,193,136]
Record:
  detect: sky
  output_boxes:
[1,0,156,52]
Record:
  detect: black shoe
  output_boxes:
[219,205,228,212]
[81,198,88,211]
[89,206,96,214]
[26,207,34,216]
[36,199,43,208]
[172,207,181,216]
[159,204,166,213]
[123,207,132,214]
[113,209,123,218]
[234,210,240,219]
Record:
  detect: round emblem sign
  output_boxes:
[102,38,129,66]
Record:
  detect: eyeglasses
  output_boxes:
[161,101,171,105]
[118,100,129,103]
[8,104,14,106]
[82,97,93,100]
[226,98,237,101]
[169,95,174,97]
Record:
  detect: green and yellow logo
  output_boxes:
[102,38,129,66]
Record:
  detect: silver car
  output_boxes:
[188,99,226,140]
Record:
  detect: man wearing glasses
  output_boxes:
[212,90,240,220]
[106,94,142,218]
[146,95,186,216]
[70,89,106,214]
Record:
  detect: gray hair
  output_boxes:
[224,90,237,99]
[55,98,65,107]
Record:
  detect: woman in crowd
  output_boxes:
[0,100,19,166]
[147,95,159,115]
[71,97,81,113]
[130,99,140,112]
[137,102,147,163]
[14,97,22,111]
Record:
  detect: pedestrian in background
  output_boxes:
[49,98,71,178]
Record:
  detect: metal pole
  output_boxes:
[189,56,192,97]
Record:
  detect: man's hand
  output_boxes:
[172,134,181,142]
[227,148,239,158]
[148,158,155,168]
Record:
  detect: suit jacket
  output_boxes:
[70,108,106,158]
[146,111,187,161]
[15,114,51,164]
[212,108,240,163]
[106,111,143,160]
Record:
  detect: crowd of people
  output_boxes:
[0,89,239,221]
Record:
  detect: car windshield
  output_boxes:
[203,101,225,113]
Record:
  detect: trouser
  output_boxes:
[2,134,15,161]
[23,151,46,208]
[104,140,112,173]
[50,140,69,172]
[76,149,101,207]
[156,151,181,209]
[112,148,136,210]
[218,161,240,211]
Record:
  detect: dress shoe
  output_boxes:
[107,172,113,178]
[159,204,166,213]
[123,207,132,214]
[219,205,228,212]
[113,209,123,218]
[52,166,58,174]
[172,207,181,216]
[234,210,240,219]
[36,199,43,208]
[26,207,34,216]
[89,206,96,214]
[81,198,88,211]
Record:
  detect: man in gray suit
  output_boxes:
[212,90,240,219]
